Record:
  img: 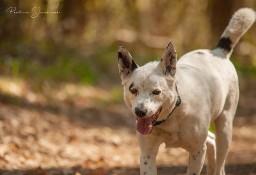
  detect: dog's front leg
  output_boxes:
[137,133,162,175]
[186,144,207,175]
[140,153,157,175]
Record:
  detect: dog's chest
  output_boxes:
[163,131,181,148]
[153,123,183,148]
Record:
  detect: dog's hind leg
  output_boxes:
[206,131,216,175]
[213,112,233,175]
[213,93,238,175]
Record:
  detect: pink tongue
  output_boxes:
[136,117,153,135]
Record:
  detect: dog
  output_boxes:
[117,8,255,175]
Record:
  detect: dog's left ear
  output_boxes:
[117,46,138,81]
[158,42,177,77]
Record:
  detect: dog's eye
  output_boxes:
[152,89,161,95]
[130,88,138,95]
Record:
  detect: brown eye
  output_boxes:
[152,89,161,95]
[130,88,138,95]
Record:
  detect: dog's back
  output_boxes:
[176,8,255,121]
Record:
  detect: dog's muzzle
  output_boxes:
[136,107,162,135]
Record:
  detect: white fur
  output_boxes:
[221,8,256,57]
[222,8,255,39]
[119,8,255,175]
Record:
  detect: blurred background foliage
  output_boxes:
[0,2,256,172]
[0,0,255,99]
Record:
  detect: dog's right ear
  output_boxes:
[117,46,138,81]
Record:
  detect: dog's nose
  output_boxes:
[135,107,147,118]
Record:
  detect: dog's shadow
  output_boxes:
[110,164,256,175]
[0,163,255,175]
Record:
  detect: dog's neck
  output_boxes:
[153,83,181,126]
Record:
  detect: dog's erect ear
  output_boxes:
[158,42,177,77]
[117,46,138,81]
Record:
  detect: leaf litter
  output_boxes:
[0,77,256,175]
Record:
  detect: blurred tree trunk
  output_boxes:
[0,0,21,41]
[46,0,61,25]
[60,0,86,34]
[136,0,151,34]
[0,0,23,57]
[207,0,233,45]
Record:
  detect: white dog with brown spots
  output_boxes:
[117,8,255,175]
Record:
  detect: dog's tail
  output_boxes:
[214,8,255,57]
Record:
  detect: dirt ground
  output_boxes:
[0,78,256,175]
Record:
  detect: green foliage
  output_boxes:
[0,54,97,86]
[209,123,215,132]
[235,64,256,77]
[39,55,97,84]
[96,86,123,106]
[110,86,123,104]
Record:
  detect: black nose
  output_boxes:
[135,107,147,118]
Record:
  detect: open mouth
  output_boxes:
[136,107,162,135]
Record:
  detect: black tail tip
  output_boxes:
[215,37,232,52]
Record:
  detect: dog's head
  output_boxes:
[118,42,178,134]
